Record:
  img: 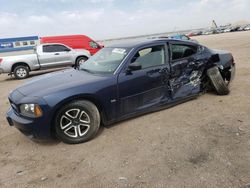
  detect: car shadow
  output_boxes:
[32,126,105,145]
[31,138,61,146]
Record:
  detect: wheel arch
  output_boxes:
[75,56,89,63]
[217,65,233,82]
[11,62,31,72]
[50,94,107,136]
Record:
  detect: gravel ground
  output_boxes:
[0,31,250,188]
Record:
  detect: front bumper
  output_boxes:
[6,107,52,140]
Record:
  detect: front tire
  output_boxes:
[55,100,100,144]
[13,65,29,79]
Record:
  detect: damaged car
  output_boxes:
[6,39,235,144]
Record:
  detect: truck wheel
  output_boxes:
[207,66,230,95]
[76,56,88,67]
[55,100,100,144]
[14,65,29,79]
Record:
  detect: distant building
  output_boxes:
[0,36,39,53]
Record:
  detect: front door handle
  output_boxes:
[54,53,60,55]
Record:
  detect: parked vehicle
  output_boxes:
[40,35,103,55]
[188,31,202,37]
[152,34,198,43]
[244,25,250,31]
[238,25,248,31]
[202,30,216,35]
[0,43,90,79]
[223,26,240,33]
[168,34,198,43]
[168,34,190,40]
[6,39,235,144]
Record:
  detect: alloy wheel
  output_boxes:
[60,108,91,138]
[16,68,27,78]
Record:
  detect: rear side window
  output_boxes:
[43,45,70,52]
[171,44,197,60]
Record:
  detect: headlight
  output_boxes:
[20,104,43,118]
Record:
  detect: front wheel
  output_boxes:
[55,100,100,144]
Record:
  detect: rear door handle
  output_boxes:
[54,53,60,55]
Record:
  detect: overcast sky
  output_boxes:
[0,0,249,40]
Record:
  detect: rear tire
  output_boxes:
[207,66,230,95]
[55,100,100,144]
[13,65,29,79]
[76,56,88,67]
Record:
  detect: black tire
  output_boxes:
[55,100,100,144]
[75,56,88,67]
[13,65,29,79]
[207,66,230,95]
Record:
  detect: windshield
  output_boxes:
[80,47,130,74]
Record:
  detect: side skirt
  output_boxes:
[102,94,199,127]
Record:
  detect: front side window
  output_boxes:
[52,45,70,52]
[80,47,129,74]
[43,45,70,53]
[131,45,165,69]
[43,45,53,53]
[171,44,197,60]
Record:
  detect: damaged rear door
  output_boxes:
[169,41,206,100]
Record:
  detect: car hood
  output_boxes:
[16,69,106,97]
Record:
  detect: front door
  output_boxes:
[51,44,72,66]
[39,44,72,68]
[118,44,171,116]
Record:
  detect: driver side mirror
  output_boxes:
[126,62,142,75]
[128,62,142,71]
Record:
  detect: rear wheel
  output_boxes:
[55,100,100,144]
[207,66,230,95]
[13,65,29,79]
[76,56,88,67]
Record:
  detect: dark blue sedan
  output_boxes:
[6,39,235,144]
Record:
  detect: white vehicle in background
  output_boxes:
[0,43,90,79]
[244,25,250,31]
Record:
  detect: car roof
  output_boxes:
[107,38,198,48]
[41,43,69,46]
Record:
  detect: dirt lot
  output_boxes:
[0,31,250,188]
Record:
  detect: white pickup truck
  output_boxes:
[0,43,90,79]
